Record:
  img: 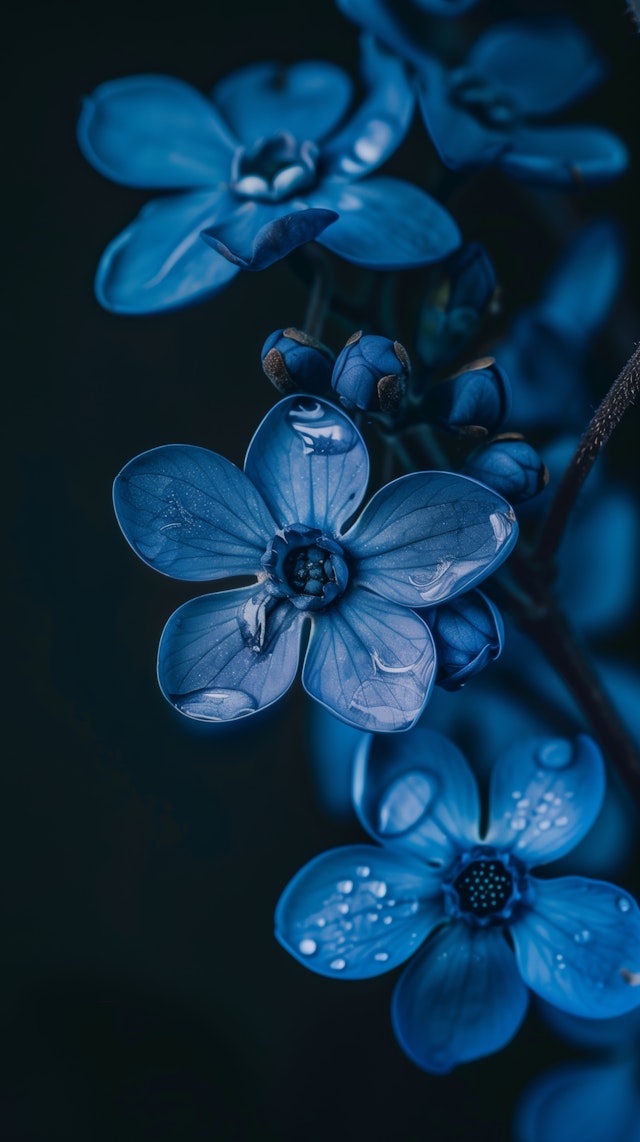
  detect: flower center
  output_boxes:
[442,847,527,927]
[230,131,319,203]
[262,525,349,611]
[448,67,521,130]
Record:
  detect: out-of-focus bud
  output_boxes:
[261,327,334,395]
[331,331,410,412]
[422,590,504,690]
[421,357,511,436]
[463,434,549,503]
[416,241,498,369]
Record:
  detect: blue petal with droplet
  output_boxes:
[302,588,436,732]
[113,444,276,580]
[511,878,640,1018]
[158,587,304,721]
[392,922,529,1072]
[275,844,444,980]
[485,735,605,866]
[353,726,481,864]
[346,471,518,606]
[244,395,369,533]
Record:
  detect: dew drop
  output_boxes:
[510,816,527,831]
[538,819,551,831]
[370,880,387,899]
[377,771,434,836]
[573,930,591,944]
[288,400,360,456]
[511,791,523,800]
[337,903,349,915]
[316,918,326,928]
[617,897,631,913]
[299,939,317,955]
[554,816,569,827]
[383,916,393,926]
[367,912,378,922]
[330,958,346,971]
[516,799,530,810]
[537,740,573,770]
[356,866,371,878]
[337,880,353,894]
[374,951,390,962]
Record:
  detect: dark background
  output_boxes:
[6,1,639,1139]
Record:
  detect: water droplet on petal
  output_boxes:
[537,740,573,769]
[330,958,346,971]
[356,866,370,878]
[337,903,349,915]
[337,880,353,894]
[510,816,527,831]
[538,819,551,831]
[516,799,530,810]
[377,771,434,836]
[573,930,591,944]
[370,880,387,898]
[316,918,326,928]
[383,916,393,926]
[374,951,390,962]
[554,816,569,827]
[617,897,631,913]
[288,400,361,456]
[299,939,317,955]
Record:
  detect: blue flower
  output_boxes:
[275,728,640,1072]
[337,7,627,188]
[113,397,517,731]
[77,37,460,314]
[495,221,625,430]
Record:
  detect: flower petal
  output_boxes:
[417,57,510,171]
[158,587,304,721]
[243,395,369,533]
[302,588,436,732]
[485,735,605,865]
[335,0,427,68]
[201,201,338,270]
[345,472,518,606]
[211,61,353,146]
[542,220,625,339]
[310,177,461,268]
[113,444,275,581]
[515,1062,640,1142]
[500,126,628,189]
[468,19,605,115]
[511,878,640,1018]
[275,844,444,980]
[321,35,414,180]
[353,726,481,865]
[77,74,236,187]
[392,922,529,1073]
[95,191,240,314]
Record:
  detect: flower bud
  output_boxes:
[416,241,498,369]
[331,331,410,412]
[261,327,334,396]
[423,590,504,690]
[463,434,548,503]
[422,357,511,436]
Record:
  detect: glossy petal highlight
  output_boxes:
[211,61,353,145]
[302,589,436,732]
[353,726,481,864]
[275,844,444,979]
[346,472,518,606]
[512,878,640,1018]
[95,191,240,313]
[485,736,605,865]
[311,177,461,268]
[392,923,529,1072]
[113,445,275,580]
[244,396,369,533]
[78,74,236,187]
[157,587,304,721]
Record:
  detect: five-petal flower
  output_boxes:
[113,397,517,731]
[275,728,640,1071]
[77,37,461,313]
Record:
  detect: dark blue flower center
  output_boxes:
[262,525,349,611]
[449,68,521,130]
[442,847,527,927]
[231,131,319,203]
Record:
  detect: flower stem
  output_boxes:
[302,245,334,341]
[534,341,640,567]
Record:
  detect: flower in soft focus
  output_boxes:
[275,727,640,1072]
[337,6,627,188]
[515,1005,640,1142]
[77,37,460,314]
[495,221,625,430]
[462,435,548,504]
[113,396,517,731]
[414,241,498,373]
